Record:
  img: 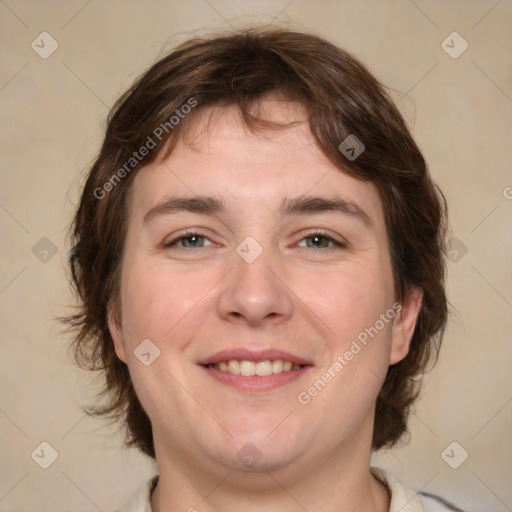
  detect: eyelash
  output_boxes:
[163,229,347,252]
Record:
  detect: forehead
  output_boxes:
[127,99,385,228]
[173,98,321,157]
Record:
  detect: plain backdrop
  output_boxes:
[0,1,511,511]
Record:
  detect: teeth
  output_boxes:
[240,360,256,376]
[227,360,240,374]
[256,360,273,376]
[272,359,283,373]
[213,359,303,376]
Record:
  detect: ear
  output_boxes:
[107,303,127,363]
[389,286,423,365]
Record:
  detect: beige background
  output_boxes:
[1,1,511,511]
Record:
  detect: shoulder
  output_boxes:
[418,491,465,512]
[370,467,464,512]
[111,476,158,512]
[371,466,423,511]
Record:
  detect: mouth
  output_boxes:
[204,359,304,376]
[197,349,313,392]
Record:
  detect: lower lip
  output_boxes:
[200,366,312,393]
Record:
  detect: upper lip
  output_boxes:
[197,349,313,366]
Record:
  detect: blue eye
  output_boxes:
[163,230,346,252]
[164,231,214,249]
[298,232,346,250]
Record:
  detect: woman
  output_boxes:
[64,28,460,512]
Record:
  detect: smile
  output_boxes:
[206,359,303,376]
[198,349,313,392]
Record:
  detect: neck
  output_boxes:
[150,432,390,512]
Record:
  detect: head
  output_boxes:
[64,28,448,465]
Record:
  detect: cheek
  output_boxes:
[117,261,211,424]
[120,260,214,343]
[295,259,396,407]
[299,261,393,342]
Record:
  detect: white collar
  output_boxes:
[115,467,424,512]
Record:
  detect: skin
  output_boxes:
[108,99,423,512]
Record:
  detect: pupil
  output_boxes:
[187,235,201,247]
[311,235,323,247]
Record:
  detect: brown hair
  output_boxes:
[63,28,448,458]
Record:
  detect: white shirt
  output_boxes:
[113,467,456,512]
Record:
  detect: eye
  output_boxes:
[297,231,346,250]
[163,230,215,249]
[162,230,346,251]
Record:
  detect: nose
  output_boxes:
[216,244,294,327]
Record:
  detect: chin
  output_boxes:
[220,445,303,474]
[222,427,306,471]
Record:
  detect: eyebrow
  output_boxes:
[142,194,374,229]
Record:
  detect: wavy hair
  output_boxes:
[62,28,448,458]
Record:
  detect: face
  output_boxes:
[109,100,422,475]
